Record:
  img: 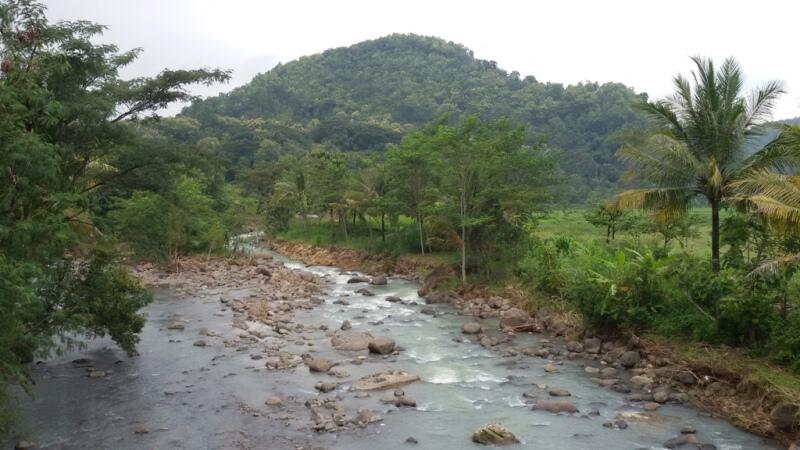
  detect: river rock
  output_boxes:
[355,408,382,425]
[566,341,584,353]
[676,371,697,385]
[462,322,482,334]
[340,320,352,330]
[370,275,387,285]
[534,399,579,414]
[385,296,403,303]
[424,293,450,304]
[643,402,660,411]
[14,441,34,450]
[770,402,800,431]
[583,337,601,354]
[395,396,417,407]
[306,357,334,372]
[471,423,519,445]
[600,367,618,378]
[368,336,396,355]
[351,371,420,391]
[315,381,337,393]
[265,396,283,406]
[548,388,571,397]
[167,321,185,330]
[356,288,375,296]
[193,340,206,347]
[653,390,669,403]
[543,363,558,374]
[630,375,654,386]
[331,330,374,351]
[663,434,698,448]
[619,350,640,368]
[347,276,370,284]
[499,308,529,329]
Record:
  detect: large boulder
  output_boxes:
[618,350,641,368]
[370,275,388,285]
[305,357,333,373]
[471,423,519,445]
[583,337,602,354]
[368,336,396,355]
[462,322,482,334]
[331,330,374,351]
[533,399,579,414]
[499,308,529,329]
[350,371,420,391]
[770,402,800,432]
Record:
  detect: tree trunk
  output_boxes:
[417,212,425,254]
[380,212,385,243]
[606,225,611,243]
[341,210,349,241]
[711,200,720,272]
[460,191,467,284]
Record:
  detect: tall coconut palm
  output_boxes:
[617,56,793,271]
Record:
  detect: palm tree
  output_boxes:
[617,56,793,271]
[273,167,308,226]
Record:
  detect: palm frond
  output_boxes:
[617,134,700,186]
[745,79,786,128]
[749,253,800,278]
[616,187,694,217]
[739,126,800,174]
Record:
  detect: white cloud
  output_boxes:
[44,0,800,119]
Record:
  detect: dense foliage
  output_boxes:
[182,34,648,202]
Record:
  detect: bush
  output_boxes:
[769,311,800,372]
[109,191,178,262]
[517,238,564,293]
[111,176,227,261]
[561,248,667,331]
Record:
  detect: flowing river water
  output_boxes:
[1,246,783,450]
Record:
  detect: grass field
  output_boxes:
[535,207,727,258]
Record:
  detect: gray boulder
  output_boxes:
[331,330,374,351]
[368,336,396,355]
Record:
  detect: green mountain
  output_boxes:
[183,34,649,199]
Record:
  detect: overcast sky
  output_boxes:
[44,0,800,120]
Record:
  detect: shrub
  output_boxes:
[769,310,800,372]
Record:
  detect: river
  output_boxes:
[1,246,782,449]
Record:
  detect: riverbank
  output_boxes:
[268,237,800,447]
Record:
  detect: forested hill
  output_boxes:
[183,34,649,200]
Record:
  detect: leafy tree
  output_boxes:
[643,212,700,251]
[386,127,441,253]
[584,201,635,243]
[434,116,554,282]
[0,0,228,429]
[617,56,791,271]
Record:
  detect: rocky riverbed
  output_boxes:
[1,244,792,449]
